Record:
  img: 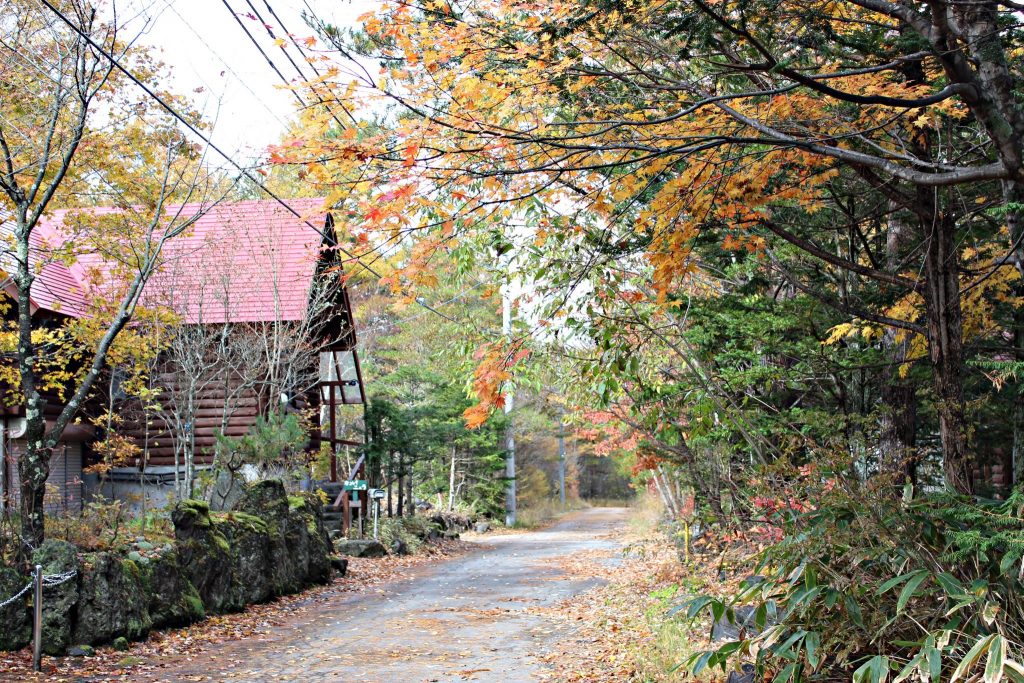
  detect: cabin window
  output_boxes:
[319,349,364,405]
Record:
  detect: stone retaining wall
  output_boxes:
[1,479,333,654]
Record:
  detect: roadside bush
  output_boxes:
[376,516,431,553]
[682,470,1024,682]
[46,499,131,552]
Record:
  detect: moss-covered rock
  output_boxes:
[172,499,234,614]
[72,552,151,645]
[233,481,333,593]
[145,549,204,628]
[235,480,300,594]
[215,512,272,608]
[292,493,331,585]
[235,480,290,533]
[336,539,387,558]
[31,540,79,655]
[284,506,312,588]
[174,499,214,528]
[0,566,30,650]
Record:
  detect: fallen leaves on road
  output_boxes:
[0,539,466,682]
[535,531,701,682]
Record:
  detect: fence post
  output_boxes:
[32,564,42,672]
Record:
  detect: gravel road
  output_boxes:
[148,507,628,683]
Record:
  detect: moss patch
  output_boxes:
[175,500,213,528]
[214,511,270,535]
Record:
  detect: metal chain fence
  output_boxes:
[41,569,77,587]
[0,567,78,606]
[0,564,79,671]
[5,520,79,669]
[0,579,31,609]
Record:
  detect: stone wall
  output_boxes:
[0,479,333,654]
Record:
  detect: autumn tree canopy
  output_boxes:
[273,0,1024,496]
[0,0,221,545]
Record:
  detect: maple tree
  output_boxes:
[273,0,1024,499]
[0,0,221,546]
[255,2,1024,674]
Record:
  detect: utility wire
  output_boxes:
[223,0,483,325]
[35,0,459,324]
[160,0,289,129]
[256,0,356,125]
[242,0,306,80]
[218,0,305,109]
[235,0,352,130]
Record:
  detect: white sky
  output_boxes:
[118,0,379,162]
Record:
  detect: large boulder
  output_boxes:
[0,566,30,650]
[215,511,272,607]
[72,552,151,645]
[208,470,246,512]
[172,499,234,614]
[284,501,311,589]
[233,481,332,593]
[234,480,300,595]
[429,511,472,533]
[31,540,79,655]
[145,549,204,628]
[286,494,332,586]
[235,480,290,527]
[336,539,387,558]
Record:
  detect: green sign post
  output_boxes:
[343,479,368,492]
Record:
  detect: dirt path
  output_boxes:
[145,507,628,683]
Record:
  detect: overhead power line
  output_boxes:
[34,0,459,324]
[254,0,356,125]
[160,0,289,129]
[222,0,354,129]
[221,0,482,324]
[217,0,305,109]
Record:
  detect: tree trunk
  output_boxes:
[17,440,49,549]
[879,204,918,487]
[651,470,675,517]
[17,202,47,547]
[658,464,680,515]
[922,210,973,493]
[878,381,918,484]
[447,446,456,512]
[406,467,414,516]
[396,453,405,517]
[1003,180,1024,487]
[386,472,393,518]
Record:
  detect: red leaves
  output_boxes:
[402,143,419,167]
[463,341,519,428]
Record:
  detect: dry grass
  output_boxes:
[536,493,720,683]
[511,497,588,529]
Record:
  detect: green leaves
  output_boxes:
[896,571,930,614]
[951,634,998,683]
[854,655,891,683]
[985,635,1006,683]
[677,484,1024,682]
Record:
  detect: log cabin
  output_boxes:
[0,198,366,514]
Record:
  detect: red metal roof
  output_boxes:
[22,198,332,323]
[0,210,91,318]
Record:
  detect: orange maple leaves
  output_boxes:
[462,341,532,428]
